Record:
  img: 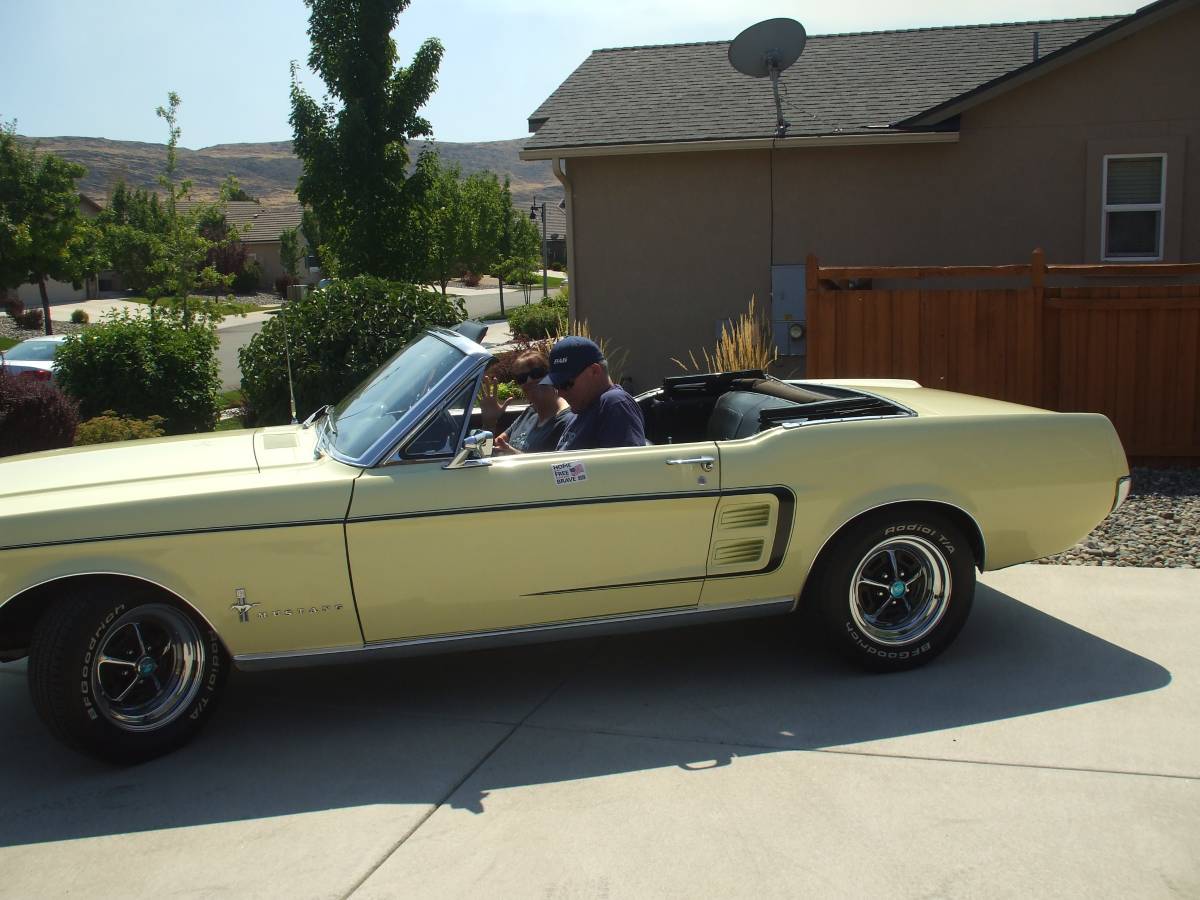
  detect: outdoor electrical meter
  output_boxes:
[771,264,807,360]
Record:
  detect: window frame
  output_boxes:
[1101,153,1167,262]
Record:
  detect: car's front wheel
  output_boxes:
[28,584,227,763]
[813,511,976,671]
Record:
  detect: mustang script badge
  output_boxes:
[232,588,259,623]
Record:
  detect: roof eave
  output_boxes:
[899,0,1196,128]
[519,130,959,161]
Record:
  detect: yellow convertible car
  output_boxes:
[0,328,1129,762]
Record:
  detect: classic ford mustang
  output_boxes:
[0,327,1130,762]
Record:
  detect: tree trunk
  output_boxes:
[38,276,53,336]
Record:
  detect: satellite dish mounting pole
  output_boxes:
[767,53,789,138]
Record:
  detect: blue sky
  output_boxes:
[1,0,1135,148]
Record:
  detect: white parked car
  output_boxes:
[0,334,69,382]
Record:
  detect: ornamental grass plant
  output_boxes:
[672,296,778,374]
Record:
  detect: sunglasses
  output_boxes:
[513,367,548,385]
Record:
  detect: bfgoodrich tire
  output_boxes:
[814,511,976,672]
[28,584,227,763]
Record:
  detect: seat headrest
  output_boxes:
[706,391,796,441]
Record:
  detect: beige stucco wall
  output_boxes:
[570,151,771,388]
[246,243,284,290]
[567,5,1200,388]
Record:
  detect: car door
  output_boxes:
[345,434,721,642]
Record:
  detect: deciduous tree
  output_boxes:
[0,121,91,335]
[289,0,444,283]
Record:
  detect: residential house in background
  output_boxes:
[522,0,1199,387]
[177,200,312,289]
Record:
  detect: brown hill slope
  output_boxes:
[17,136,561,207]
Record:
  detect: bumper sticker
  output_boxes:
[552,460,588,485]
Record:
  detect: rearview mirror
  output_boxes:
[444,429,494,469]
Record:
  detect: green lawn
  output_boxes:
[125,295,269,317]
[0,336,18,352]
[218,389,244,410]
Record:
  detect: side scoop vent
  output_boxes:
[712,539,766,567]
[719,504,771,529]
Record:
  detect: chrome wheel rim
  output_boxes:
[849,536,951,646]
[90,604,206,731]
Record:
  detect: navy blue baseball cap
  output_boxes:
[542,336,605,386]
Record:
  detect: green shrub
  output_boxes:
[15,308,43,331]
[507,294,568,339]
[0,373,79,458]
[75,410,166,445]
[239,275,466,425]
[54,310,221,434]
[70,309,90,324]
[232,260,263,294]
[274,274,298,298]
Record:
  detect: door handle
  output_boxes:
[666,456,715,472]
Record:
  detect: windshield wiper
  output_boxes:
[302,404,333,429]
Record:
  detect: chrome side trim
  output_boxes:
[232,596,797,672]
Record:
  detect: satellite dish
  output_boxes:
[728,18,807,138]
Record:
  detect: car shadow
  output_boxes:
[0,583,1171,846]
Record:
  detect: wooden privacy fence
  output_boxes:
[804,251,1200,462]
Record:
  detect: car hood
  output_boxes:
[0,429,264,502]
[0,426,357,549]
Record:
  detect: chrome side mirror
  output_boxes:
[444,429,494,469]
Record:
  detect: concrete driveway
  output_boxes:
[0,565,1196,898]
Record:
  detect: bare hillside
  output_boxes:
[17,135,561,207]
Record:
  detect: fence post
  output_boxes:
[1032,248,1058,410]
[806,254,819,293]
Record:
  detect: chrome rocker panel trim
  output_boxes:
[233,596,797,671]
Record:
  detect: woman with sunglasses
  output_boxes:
[480,350,574,454]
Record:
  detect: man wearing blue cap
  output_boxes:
[542,336,646,451]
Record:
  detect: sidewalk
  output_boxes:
[47,296,275,332]
[0,565,1195,898]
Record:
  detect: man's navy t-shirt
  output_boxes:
[556,385,646,451]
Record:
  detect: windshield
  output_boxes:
[326,333,466,459]
[5,340,60,362]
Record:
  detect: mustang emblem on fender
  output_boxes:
[231,588,259,623]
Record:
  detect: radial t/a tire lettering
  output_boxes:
[27,584,227,764]
[814,511,976,672]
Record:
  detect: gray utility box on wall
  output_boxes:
[771,264,807,360]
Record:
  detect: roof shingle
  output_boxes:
[525,16,1119,150]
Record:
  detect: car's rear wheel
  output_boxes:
[813,511,976,671]
[28,583,227,763]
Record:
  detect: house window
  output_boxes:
[1102,154,1166,260]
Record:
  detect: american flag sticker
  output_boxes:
[552,461,588,485]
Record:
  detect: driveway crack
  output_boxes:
[340,644,595,899]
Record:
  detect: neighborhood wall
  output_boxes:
[16,280,92,309]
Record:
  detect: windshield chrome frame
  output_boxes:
[322,328,493,469]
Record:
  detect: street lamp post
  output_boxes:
[530,199,548,299]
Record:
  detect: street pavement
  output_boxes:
[0,565,1196,898]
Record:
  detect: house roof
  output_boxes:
[176,200,304,244]
[523,3,1185,156]
[530,200,567,239]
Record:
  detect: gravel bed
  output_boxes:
[1033,467,1200,568]
[0,318,89,341]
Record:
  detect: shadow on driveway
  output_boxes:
[0,583,1171,846]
